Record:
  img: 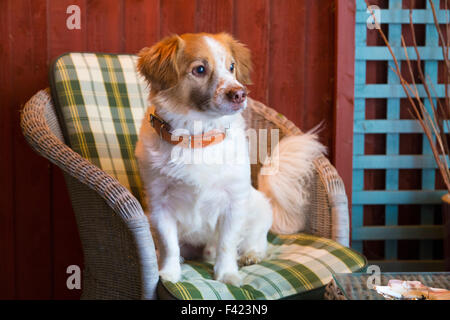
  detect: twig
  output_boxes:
[364,0,450,192]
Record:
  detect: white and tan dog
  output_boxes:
[135,33,272,286]
[135,32,325,286]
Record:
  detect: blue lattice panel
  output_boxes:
[353,0,447,271]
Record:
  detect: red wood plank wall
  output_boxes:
[0,0,338,299]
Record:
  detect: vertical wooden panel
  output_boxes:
[160,0,196,37]
[420,0,440,261]
[124,0,160,53]
[384,0,402,261]
[0,0,15,299]
[10,0,52,299]
[87,0,124,52]
[351,0,368,254]
[444,195,450,270]
[234,0,270,104]
[195,0,233,34]
[48,0,87,58]
[302,0,335,156]
[47,0,87,300]
[334,0,356,197]
[270,0,336,155]
[269,0,306,127]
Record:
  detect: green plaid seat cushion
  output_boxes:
[49,52,366,300]
[162,233,366,300]
[50,52,148,202]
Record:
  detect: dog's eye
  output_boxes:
[192,65,206,76]
[230,63,235,73]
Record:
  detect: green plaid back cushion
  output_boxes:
[163,233,366,300]
[50,52,148,202]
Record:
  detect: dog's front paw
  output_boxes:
[159,264,181,283]
[215,271,242,287]
[238,251,265,267]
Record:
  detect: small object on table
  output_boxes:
[325,272,450,300]
[374,279,450,300]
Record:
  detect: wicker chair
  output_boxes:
[21,88,350,300]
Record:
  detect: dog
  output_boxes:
[135,33,273,286]
[135,32,326,286]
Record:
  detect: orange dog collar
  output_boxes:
[149,113,226,148]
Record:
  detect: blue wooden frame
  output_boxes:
[353,0,447,271]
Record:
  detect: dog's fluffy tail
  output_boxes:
[257,129,326,234]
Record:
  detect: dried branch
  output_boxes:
[364,0,450,192]
[408,8,450,159]
[430,0,450,70]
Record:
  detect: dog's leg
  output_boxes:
[153,213,181,283]
[214,202,245,286]
[238,230,268,267]
[203,234,218,263]
[239,188,272,266]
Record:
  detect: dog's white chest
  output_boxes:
[166,136,251,242]
[173,135,249,180]
[136,111,254,246]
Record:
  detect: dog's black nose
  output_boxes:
[226,88,247,104]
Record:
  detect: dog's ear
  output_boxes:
[137,35,183,91]
[219,33,252,85]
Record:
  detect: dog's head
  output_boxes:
[137,32,252,116]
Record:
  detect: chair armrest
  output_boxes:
[20,89,159,299]
[314,156,350,247]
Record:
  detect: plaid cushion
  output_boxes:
[50,52,148,202]
[162,233,366,300]
[50,53,366,300]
